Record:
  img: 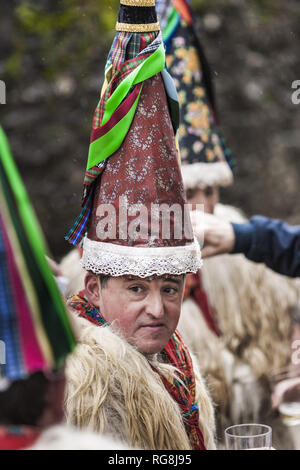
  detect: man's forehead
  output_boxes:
[122,274,184,283]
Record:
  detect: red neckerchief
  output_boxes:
[184,271,220,336]
[162,330,206,450]
[0,426,40,450]
[68,293,206,450]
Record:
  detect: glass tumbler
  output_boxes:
[225,424,272,450]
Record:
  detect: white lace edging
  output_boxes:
[181,161,233,189]
[81,238,202,277]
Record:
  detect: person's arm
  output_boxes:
[232,216,300,277]
[191,212,300,277]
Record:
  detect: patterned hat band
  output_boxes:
[116,21,160,32]
[117,1,159,32]
[121,0,155,5]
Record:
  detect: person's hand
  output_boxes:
[190,212,236,258]
[271,377,300,409]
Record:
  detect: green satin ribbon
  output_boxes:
[162,7,180,43]
[87,85,143,170]
[87,41,165,170]
[0,126,76,352]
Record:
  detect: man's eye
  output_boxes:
[204,187,214,197]
[186,189,195,199]
[164,287,178,295]
[129,285,143,293]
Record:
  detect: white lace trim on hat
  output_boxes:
[181,161,233,190]
[81,238,202,277]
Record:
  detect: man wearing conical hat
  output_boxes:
[156,0,234,196]
[154,1,299,444]
[64,0,215,450]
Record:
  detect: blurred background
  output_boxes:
[0,0,299,259]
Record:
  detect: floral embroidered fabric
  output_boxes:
[166,20,234,172]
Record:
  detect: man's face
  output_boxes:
[85,274,185,354]
[187,186,219,214]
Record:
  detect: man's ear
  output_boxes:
[84,272,100,308]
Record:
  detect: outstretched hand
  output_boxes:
[190,211,236,258]
[271,377,300,409]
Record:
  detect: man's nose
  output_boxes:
[146,292,164,318]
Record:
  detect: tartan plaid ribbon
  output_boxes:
[65,183,95,247]
[67,292,206,450]
[66,31,168,246]
[87,32,164,171]
[0,127,76,383]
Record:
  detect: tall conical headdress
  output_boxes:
[66,0,202,277]
[0,127,76,389]
[156,0,234,190]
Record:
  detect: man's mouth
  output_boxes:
[140,323,166,330]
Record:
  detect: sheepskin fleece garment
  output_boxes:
[179,203,299,428]
[204,203,299,379]
[178,297,265,428]
[65,312,216,450]
[28,424,128,450]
